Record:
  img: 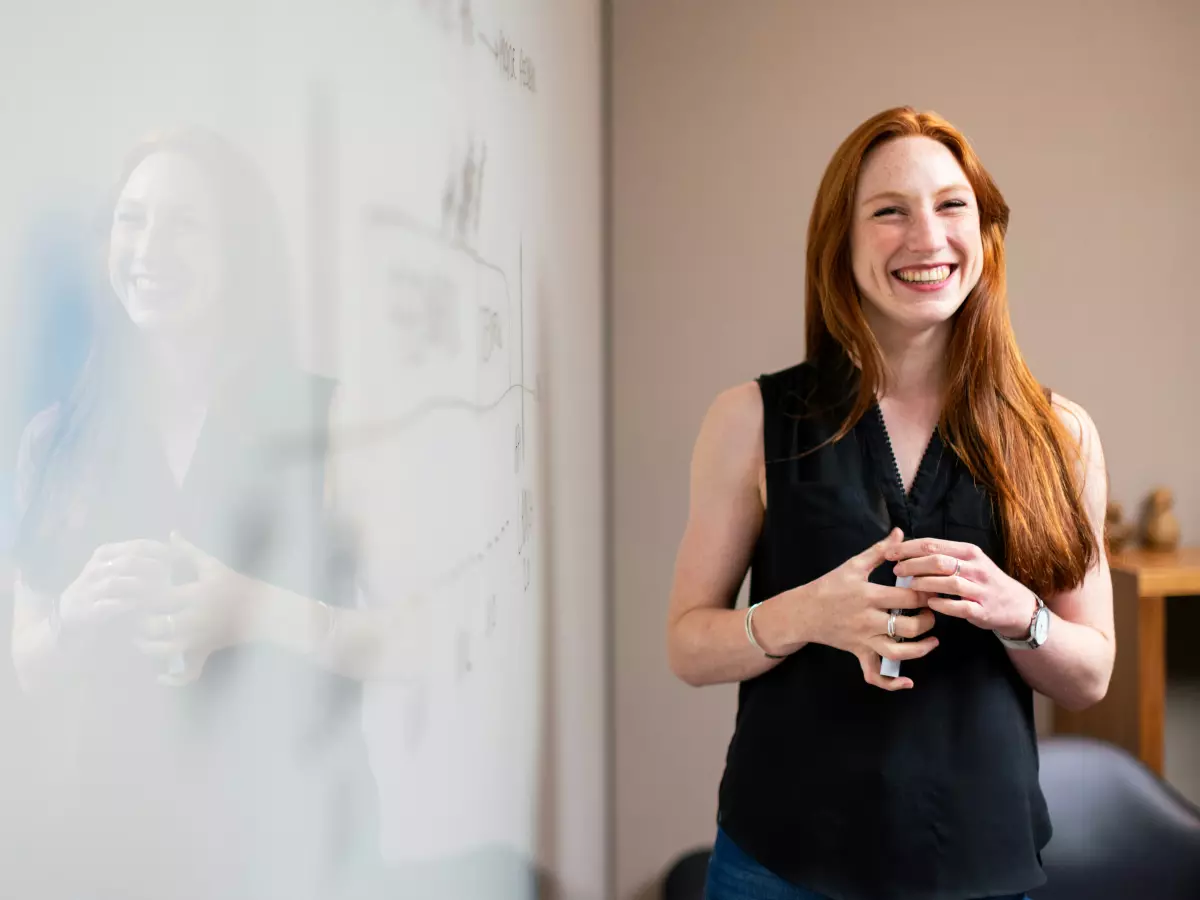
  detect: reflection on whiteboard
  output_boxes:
[0,0,553,896]
[319,0,545,871]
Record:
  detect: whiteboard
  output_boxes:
[315,0,548,868]
[0,0,605,896]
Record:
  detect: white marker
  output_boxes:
[880,574,913,678]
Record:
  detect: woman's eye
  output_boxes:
[873,207,902,218]
[942,199,967,210]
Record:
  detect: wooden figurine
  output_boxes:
[1105,501,1135,554]
[1141,487,1181,552]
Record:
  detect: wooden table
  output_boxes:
[1054,547,1200,775]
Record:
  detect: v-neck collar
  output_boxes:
[864,401,943,533]
[129,392,224,501]
[160,406,210,490]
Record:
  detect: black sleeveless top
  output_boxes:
[716,354,1051,900]
[14,367,378,900]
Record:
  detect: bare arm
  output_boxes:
[240,382,427,683]
[666,383,795,686]
[10,406,67,691]
[243,580,428,682]
[11,574,71,691]
[665,383,935,689]
[1002,395,1115,710]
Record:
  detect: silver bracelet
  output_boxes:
[745,601,788,660]
[47,599,63,644]
[314,600,338,653]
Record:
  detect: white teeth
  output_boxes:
[134,276,177,291]
[896,265,951,283]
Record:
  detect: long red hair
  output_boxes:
[806,107,1095,597]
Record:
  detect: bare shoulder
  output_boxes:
[703,381,763,439]
[19,403,62,448]
[1048,392,1103,461]
[16,403,63,479]
[693,381,764,481]
[1048,391,1106,505]
[14,402,63,518]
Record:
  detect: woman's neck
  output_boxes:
[143,333,218,416]
[865,312,951,405]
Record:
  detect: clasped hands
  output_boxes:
[798,528,1040,690]
[58,532,255,685]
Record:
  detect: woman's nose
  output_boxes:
[133,222,169,265]
[906,209,947,253]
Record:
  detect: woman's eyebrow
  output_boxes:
[860,183,973,208]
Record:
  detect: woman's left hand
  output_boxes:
[887,538,1039,639]
[135,531,257,685]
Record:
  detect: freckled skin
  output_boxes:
[850,136,984,335]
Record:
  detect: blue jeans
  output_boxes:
[704,827,1030,900]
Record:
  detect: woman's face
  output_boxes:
[849,136,983,335]
[108,152,224,336]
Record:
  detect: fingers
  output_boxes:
[854,528,904,572]
[857,651,913,691]
[94,540,174,565]
[137,613,177,643]
[868,585,927,610]
[927,596,983,624]
[94,574,154,598]
[892,553,963,579]
[876,608,936,639]
[886,538,979,563]
[156,654,203,687]
[169,531,212,566]
[107,556,172,582]
[909,575,977,599]
[869,634,939,661]
[134,612,193,657]
[87,598,137,623]
[87,549,173,592]
[97,571,172,602]
[137,603,202,641]
[139,581,201,614]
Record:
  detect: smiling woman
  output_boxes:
[664,107,1114,900]
[851,140,982,332]
[108,151,225,336]
[9,129,383,900]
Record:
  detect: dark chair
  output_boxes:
[1032,735,1200,900]
[660,736,1200,900]
[662,847,709,900]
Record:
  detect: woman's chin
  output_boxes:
[123,301,198,336]
[867,296,965,335]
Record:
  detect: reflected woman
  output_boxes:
[11,129,417,900]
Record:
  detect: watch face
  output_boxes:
[1033,608,1050,645]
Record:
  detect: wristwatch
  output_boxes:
[995,594,1049,650]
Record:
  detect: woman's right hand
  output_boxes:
[802,528,938,690]
[57,540,174,644]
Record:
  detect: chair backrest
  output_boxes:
[1032,735,1200,900]
[661,737,1200,900]
[662,848,710,900]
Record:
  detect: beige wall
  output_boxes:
[537,2,610,897]
[611,1,1200,897]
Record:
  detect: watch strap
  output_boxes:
[995,594,1046,649]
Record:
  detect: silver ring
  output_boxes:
[887,612,898,640]
[952,559,961,578]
